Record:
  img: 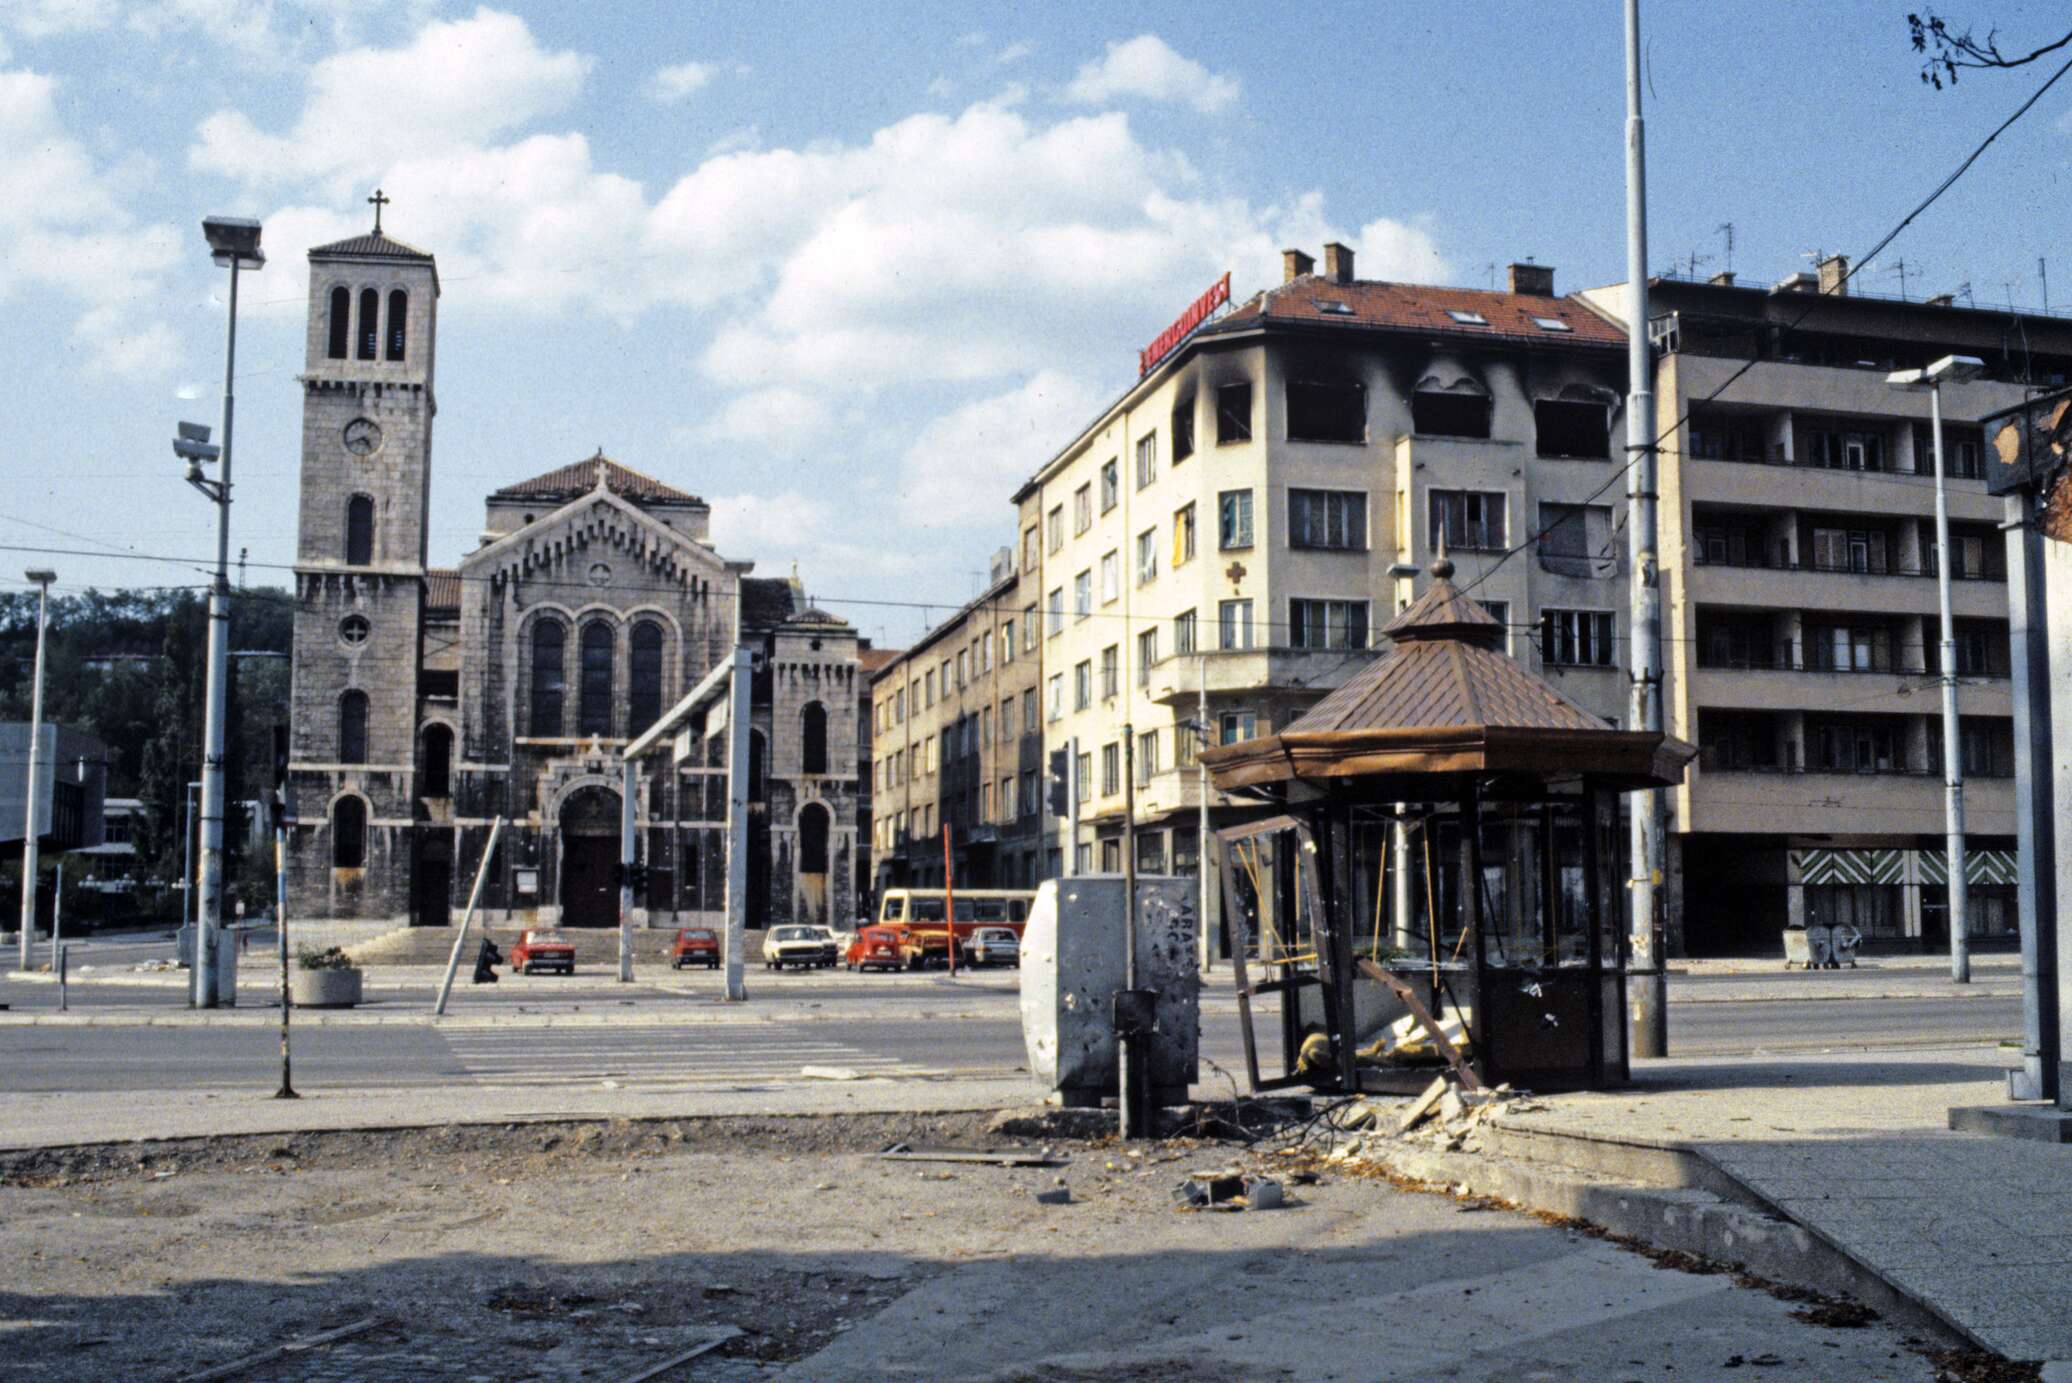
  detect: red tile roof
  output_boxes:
[1205,276,1624,349]
[425,569,461,612]
[858,647,904,675]
[491,454,705,506]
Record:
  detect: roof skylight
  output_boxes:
[1445,309,1490,326]
[1533,316,1574,332]
[1314,300,1355,316]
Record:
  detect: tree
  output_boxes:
[1910,12,2072,88]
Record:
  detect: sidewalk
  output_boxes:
[1496,1045,2070,1365]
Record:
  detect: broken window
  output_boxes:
[1287,377,1366,443]
[1100,459,1119,512]
[1287,489,1366,550]
[1542,609,1616,667]
[332,795,366,869]
[1172,395,1195,461]
[1288,598,1368,651]
[801,701,828,775]
[1429,490,1507,551]
[1173,503,1196,566]
[1535,399,1611,459]
[1218,599,1254,650]
[1216,382,1253,444]
[1411,390,1491,439]
[1218,490,1253,549]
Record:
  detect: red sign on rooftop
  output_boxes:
[1139,272,1230,376]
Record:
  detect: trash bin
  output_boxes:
[1828,924,1862,969]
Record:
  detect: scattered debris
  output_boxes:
[612,1327,741,1383]
[1035,1187,1072,1205]
[877,1145,1065,1167]
[174,1317,382,1382]
[801,1066,861,1082]
[1171,1170,1284,1212]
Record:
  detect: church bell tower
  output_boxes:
[285,192,440,924]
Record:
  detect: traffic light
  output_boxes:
[629,862,649,893]
[1045,748,1070,818]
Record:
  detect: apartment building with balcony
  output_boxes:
[1010,246,1634,909]
[867,548,1046,892]
[1582,261,2072,953]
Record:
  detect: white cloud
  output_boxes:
[701,387,836,453]
[896,371,1105,531]
[1062,34,1238,114]
[1,0,118,38]
[994,41,1033,67]
[648,59,716,104]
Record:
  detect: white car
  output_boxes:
[762,925,838,970]
[964,927,1021,968]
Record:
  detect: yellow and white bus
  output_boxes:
[876,887,1035,939]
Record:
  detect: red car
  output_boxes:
[845,925,905,973]
[510,929,576,975]
[670,927,721,970]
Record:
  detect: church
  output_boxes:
[283,209,872,932]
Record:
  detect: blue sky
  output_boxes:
[2,0,2068,647]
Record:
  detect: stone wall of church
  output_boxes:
[763,622,863,928]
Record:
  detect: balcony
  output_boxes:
[1684,762,2015,837]
[1144,645,1370,707]
[1690,648,2012,716]
[1688,555,2008,619]
[1680,454,2004,523]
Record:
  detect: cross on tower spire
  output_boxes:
[367,187,391,235]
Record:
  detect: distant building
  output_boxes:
[0,723,107,856]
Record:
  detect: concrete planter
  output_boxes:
[289,967,363,1009]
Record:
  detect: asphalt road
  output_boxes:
[0,987,2021,1094]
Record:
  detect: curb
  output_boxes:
[0,1005,1015,1029]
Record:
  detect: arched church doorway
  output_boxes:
[559,785,621,927]
[797,802,830,926]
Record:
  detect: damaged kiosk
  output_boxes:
[1198,558,1695,1095]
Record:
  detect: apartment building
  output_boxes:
[1011,246,1634,905]
[868,549,1046,891]
[1581,260,2072,954]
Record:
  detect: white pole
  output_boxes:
[1624,0,1668,1057]
[194,256,241,1009]
[17,572,53,971]
[1928,383,1971,982]
[1197,657,1212,970]
[618,756,636,983]
[434,816,503,1015]
[721,646,752,1001]
[1065,735,1081,878]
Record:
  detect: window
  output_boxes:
[999,777,1016,821]
[799,803,830,874]
[1542,609,1616,667]
[1172,395,1194,461]
[1218,489,1254,549]
[332,795,366,869]
[1100,644,1119,700]
[1538,502,1614,575]
[1135,432,1157,489]
[1047,506,1064,553]
[1098,554,1118,605]
[1812,527,1890,575]
[956,649,968,688]
[1024,603,1039,651]
[1137,627,1159,682]
[981,704,992,744]
[1173,503,1197,566]
[978,633,990,674]
[1478,599,1509,652]
[1534,399,1610,458]
[1806,427,1886,472]
[1049,587,1064,637]
[1446,308,1489,326]
[630,622,664,734]
[1174,609,1197,655]
[1216,382,1253,444]
[339,690,368,764]
[1075,752,1092,803]
[1176,719,1199,767]
[1137,729,1160,784]
[1100,459,1119,512]
[345,495,374,566]
[530,621,565,736]
[1074,483,1092,534]
[340,614,370,645]
[941,658,952,695]
[1219,599,1255,650]
[1811,720,1903,774]
[1915,425,1984,479]
[1001,619,1016,662]
[801,701,829,775]
[1074,570,1093,620]
[1047,674,1063,721]
[357,288,379,360]
[1287,377,1366,442]
[1288,489,1366,550]
[1022,687,1036,729]
[1001,695,1016,740]
[1023,525,1040,574]
[1430,490,1507,551]
[1101,742,1120,796]
[385,289,408,361]
[1219,710,1257,745]
[1074,659,1093,711]
[1533,316,1574,333]
[924,669,935,707]
[1955,629,1991,677]
[1289,599,1369,651]
[1411,389,1492,439]
[1136,528,1158,585]
[327,286,351,360]
[1928,534,1986,579]
[1100,838,1122,872]
[579,621,614,736]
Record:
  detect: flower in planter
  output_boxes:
[296,946,358,972]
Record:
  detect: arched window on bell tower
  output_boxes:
[339,690,369,764]
[345,495,374,566]
[332,795,367,869]
[357,288,379,360]
[386,289,408,361]
[327,286,350,359]
[801,701,829,775]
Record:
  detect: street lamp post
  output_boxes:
[183,214,264,1009]
[17,568,56,972]
[1887,354,1986,984]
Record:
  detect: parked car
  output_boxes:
[964,926,1020,969]
[510,929,575,975]
[670,927,720,970]
[845,925,905,973]
[897,926,952,971]
[762,924,837,970]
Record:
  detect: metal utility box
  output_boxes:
[1019,875,1199,1108]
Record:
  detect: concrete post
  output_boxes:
[619,757,636,983]
[1927,381,1971,982]
[16,573,52,971]
[722,646,752,1001]
[194,256,242,1010]
[2004,489,2058,1101]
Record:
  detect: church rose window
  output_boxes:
[339,690,369,763]
[579,621,614,737]
[386,289,408,361]
[327,286,350,360]
[799,802,830,875]
[801,701,828,775]
[339,615,370,646]
[345,495,374,566]
[357,288,379,360]
[332,795,367,869]
[531,621,565,737]
[629,622,664,735]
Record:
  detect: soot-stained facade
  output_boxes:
[284,218,863,930]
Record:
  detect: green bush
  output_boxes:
[296,945,356,971]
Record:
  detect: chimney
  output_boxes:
[1282,248,1315,283]
[1322,241,1355,284]
[1707,270,1737,287]
[1926,292,1955,308]
[1817,253,1850,296]
[1506,262,1555,296]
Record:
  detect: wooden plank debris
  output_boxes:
[614,1327,742,1382]
[176,1318,382,1382]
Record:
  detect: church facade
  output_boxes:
[283,219,867,931]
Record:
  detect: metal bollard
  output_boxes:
[58,942,68,1012]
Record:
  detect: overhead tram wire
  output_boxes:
[1455,46,2072,601]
